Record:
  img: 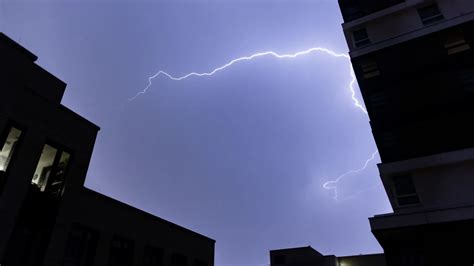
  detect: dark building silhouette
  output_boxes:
[269,246,386,266]
[338,0,474,265]
[0,33,215,266]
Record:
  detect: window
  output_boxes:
[143,245,163,266]
[0,126,22,172]
[63,224,99,266]
[31,144,71,197]
[107,236,134,266]
[417,4,444,25]
[273,255,286,265]
[353,28,371,47]
[393,174,420,206]
[171,253,188,266]
[0,126,22,191]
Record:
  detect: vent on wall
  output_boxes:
[443,30,471,55]
[361,60,381,79]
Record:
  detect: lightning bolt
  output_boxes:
[129,46,368,114]
[322,150,379,200]
[131,45,377,200]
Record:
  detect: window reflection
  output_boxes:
[31,144,70,196]
[0,127,22,172]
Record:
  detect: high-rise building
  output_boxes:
[338,0,474,264]
[0,32,215,266]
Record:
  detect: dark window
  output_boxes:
[194,259,207,266]
[107,236,134,266]
[171,253,188,266]
[143,245,163,266]
[393,174,420,206]
[0,126,22,191]
[63,224,99,266]
[274,255,286,265]
[417,4,444,25]
[31,144,71,197]
[353,28,371,47]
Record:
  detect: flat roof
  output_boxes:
[83,187,216,243]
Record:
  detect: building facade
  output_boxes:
[269,246,386,266]
[0,32,215,266]
[338,0,474,265]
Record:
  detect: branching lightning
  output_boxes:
[322,150,379,200]
[129,46,368,114]
[132,45,378,200]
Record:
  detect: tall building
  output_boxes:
[0,32,215,266]
[338,0,474,265]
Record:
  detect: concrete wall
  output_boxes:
[378,148,474,213]
[342,0,474,55]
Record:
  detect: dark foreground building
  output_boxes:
[338,0,474,265]
[269,246,386,266]
[0,33,215,266]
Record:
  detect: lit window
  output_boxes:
[143,245,163,266]
[31,144,71,196]
[0,126,22,172]
[353,28,371,47]
[393,174,420,206]
[418,4,444,25]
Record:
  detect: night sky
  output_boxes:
[1,0,392,265]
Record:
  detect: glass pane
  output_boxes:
[46,151,70,195]
[31,144,58,192]
[0,127,22,172]
[393,175,416,196]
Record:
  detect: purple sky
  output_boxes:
[1,0,392,265]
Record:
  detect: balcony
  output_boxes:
[338,0,405,22]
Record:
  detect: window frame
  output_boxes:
[32,140,73,197]
[352,28,371,48]
[0,121,26,193]
[417,3,444,25]
[392,174,421,207]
